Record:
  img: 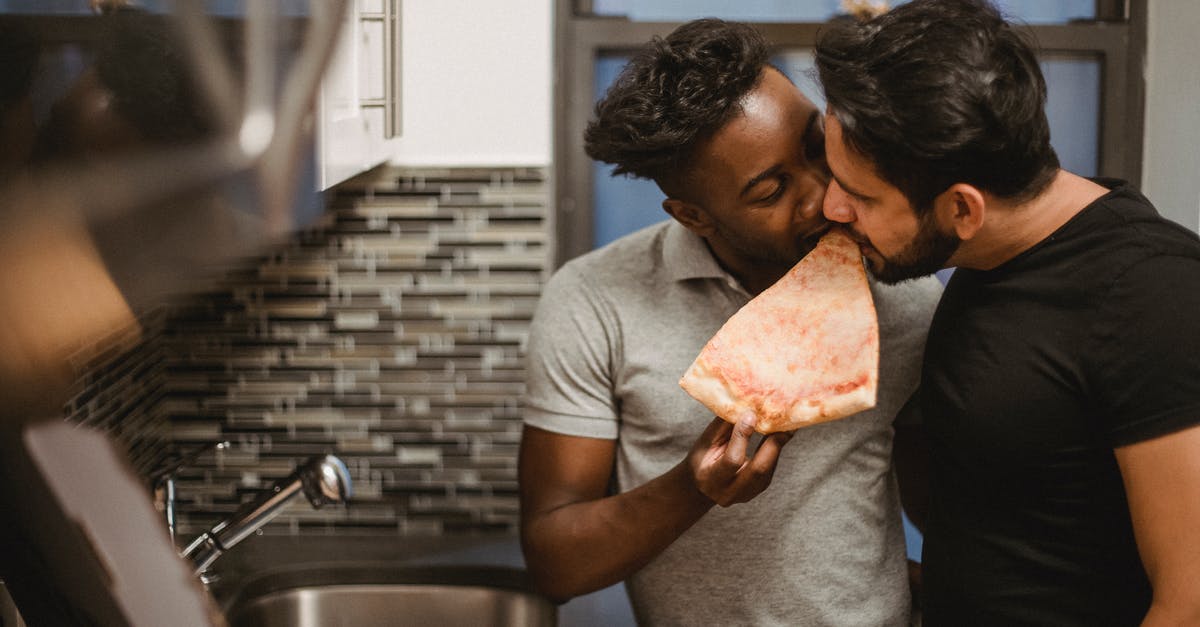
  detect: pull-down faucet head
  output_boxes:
[299,453,354,506]
[181,454,352,579]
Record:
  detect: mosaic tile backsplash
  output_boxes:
[65,166,549,540]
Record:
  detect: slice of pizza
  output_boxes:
[679,228,879,434]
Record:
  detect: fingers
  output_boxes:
[713,426,793,507]
[692,417,733,466]
[689,414,796,508]
[744,431,793,477]
[722,413,757,469]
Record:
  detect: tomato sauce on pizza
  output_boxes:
[679,228,879,433]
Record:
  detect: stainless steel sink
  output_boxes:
[222,564,556,627]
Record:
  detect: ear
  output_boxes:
[934,183,986,241]
[662,198,715,237]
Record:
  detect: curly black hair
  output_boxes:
[583,19,771,190]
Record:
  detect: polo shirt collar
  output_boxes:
[663,219,734,283]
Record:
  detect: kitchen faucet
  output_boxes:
[152,440,231,543]
[164,452,353,582]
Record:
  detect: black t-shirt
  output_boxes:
[919,180,1200,626]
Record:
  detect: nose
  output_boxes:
[823,179,854,223]
[797,185,825,223]
[793,169,830,228]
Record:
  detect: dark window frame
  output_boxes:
[552,0,1147,267]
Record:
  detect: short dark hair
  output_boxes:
[815,0,1059,213]
[584,18,771,191]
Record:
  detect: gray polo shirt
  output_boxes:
[524,220,942,626]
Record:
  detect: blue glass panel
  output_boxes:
[592,55,671,248]
[903,511,924,560]
[594,0,1094,24]
[1042,55,1100,177]
[992,0,1095,24]
[771,49,824,110]
[627,0,843,23]
[592,163,670,248]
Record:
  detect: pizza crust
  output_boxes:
[679,228,879,434]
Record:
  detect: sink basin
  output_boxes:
[222,564,556,627]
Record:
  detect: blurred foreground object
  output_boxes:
[0,2,349,625]
[0,0,349,406]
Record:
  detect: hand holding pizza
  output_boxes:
[686,414,795,507]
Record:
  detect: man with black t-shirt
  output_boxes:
[815,1,1200,625]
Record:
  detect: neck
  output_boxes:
[703,238,788,296]
[952,170,1109,270]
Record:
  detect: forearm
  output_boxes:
[1139,554,1200,627]
[1116,424,1200,627]
[1140,597,1200,626]
[521,460,714,601]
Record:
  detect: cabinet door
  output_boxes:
[318,0,401,189]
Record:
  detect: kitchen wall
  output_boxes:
[387,0,552,166]
[1142,1,1200,233]
[63,310,170,479]
[62,167,548,541]
[164,166,548,538]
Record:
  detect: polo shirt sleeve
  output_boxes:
[1092,253,1200,446]
[522,263,620,439]
[870,274,943,427]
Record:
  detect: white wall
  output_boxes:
[1142,2,1200,233]
[387,0,552,167]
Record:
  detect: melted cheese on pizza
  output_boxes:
[679,228,879,433]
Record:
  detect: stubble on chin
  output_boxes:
[869,232,960,284]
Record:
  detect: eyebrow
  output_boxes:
[739,164,783,199]
[831,171,873,201]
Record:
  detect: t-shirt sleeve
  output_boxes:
[1093,253,1200,446]
[522,263,619,439]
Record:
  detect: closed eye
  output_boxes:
[756,177,789,204]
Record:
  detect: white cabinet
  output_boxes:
[317,0,401,189]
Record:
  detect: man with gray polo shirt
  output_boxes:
[517,19,941,626]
